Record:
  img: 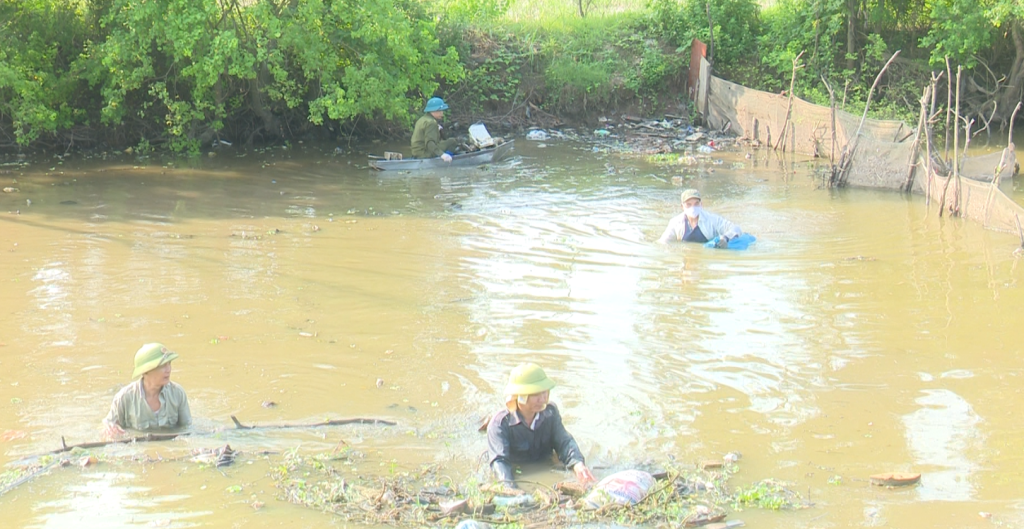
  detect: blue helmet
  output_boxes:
[424,97,449,112]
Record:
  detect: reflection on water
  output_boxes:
[2,141,1024,528]
[28,264,75,348]
[902,389,981,501]
[29,472,208,529]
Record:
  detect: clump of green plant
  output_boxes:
[733,479,802,510]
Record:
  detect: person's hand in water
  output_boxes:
[715,236,731,249]
[103,422,126,439]
[573,462,597,485]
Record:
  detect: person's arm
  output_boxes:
[708,211,741,240]
[176,389,192,429]
[486,413,516,484]
[548,406,584,470]
[102,390,127,438]
[657,218,679,243]
[424,122,445,158]
[548,405,596,484]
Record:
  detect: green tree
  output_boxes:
[922,0,1024,129]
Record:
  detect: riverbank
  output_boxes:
[4,0,1020,157]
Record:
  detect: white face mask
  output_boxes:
[684,205,702,218]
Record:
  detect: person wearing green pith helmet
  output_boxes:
[486,363,596,488]
[102,343,192,438]
[411,97,459,161]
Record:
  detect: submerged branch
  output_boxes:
[229,415,397,429]
[50,415,397,455]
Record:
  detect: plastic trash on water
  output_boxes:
[582,470,656,510]
[526,129,549,141]
[468,123,495,148]
[697,145,714,154]
[455,520,492,529]
[594,129,611,137]
[492,494,536,508]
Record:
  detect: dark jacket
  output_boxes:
[486,403,585,483]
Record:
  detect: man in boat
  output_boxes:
[658,189,742,247]
[411,97,459,162]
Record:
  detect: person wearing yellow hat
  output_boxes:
[657,189,741,247]
[102,343,192,438]
[486,363,596,487]
[411,97,459,161]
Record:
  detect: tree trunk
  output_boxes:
[996,21,1024,129]
[846,0,858,74]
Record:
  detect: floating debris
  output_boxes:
[190,444,237,468]
[215,445,236,468]
[869,472,920,487]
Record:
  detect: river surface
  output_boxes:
[1,138,1023,528]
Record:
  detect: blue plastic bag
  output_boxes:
[704,233,756,250]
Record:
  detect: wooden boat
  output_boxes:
[369,140,514,171]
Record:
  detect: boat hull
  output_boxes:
[369,141,514,171]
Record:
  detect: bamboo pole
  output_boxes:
[925,72,940,206]
[944,58,953,162]
[775,51,805,151]
[903,85,931,193]
[821,76,838,175]
[983,102,1021,224]
[939,66,963,217]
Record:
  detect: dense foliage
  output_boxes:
[0,0,1020,153]
[1,0,461,153]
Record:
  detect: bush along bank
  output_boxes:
[0,1,693,156]
[436,16,692,132]
[2,0,1021,155]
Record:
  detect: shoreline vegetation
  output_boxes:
[1,0,1021,157]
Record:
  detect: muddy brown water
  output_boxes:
[1,139,1023,528]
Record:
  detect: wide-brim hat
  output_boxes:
[680,189,701,203]
[504,363,556,396]
[424,97,449,113]
[132,343,178,379]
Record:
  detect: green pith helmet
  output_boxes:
[504,363,556,396]
[132,343,178,379]
[424,97,449,113]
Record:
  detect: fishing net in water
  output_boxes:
[691,52,1023,236]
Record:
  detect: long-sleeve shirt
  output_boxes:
[658,210,741,243]
[103,380,192,431]
[410,114,457,158]
[486,403,585,483]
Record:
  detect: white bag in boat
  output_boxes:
[455,520,492,529]
[582,469,656,509]
[468,123,495,148]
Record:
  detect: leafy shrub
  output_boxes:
[649,0,762,74]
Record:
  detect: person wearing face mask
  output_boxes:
[486,363,596,488]
[657,189,741,247]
